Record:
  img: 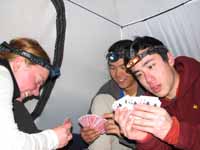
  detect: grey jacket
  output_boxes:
[89,79,145,149]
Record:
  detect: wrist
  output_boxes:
[137,133,153,143]
[164,116,180,144]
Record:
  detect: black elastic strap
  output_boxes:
[31,0,66,120]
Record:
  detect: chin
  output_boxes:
[118,84,127,89]
[16,97,23,102]
[152,92,166,98]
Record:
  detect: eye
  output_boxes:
[147,63,155,69]
[120,65,126,70]
[135,72,143,78]
[36,76,45,87]
[109,66,115,70]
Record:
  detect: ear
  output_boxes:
[167,51,175,66]
[11,56,25,72]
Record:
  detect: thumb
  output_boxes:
[63,118,72,129]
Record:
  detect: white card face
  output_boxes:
[112,100,122,110]
[112,95,161,111]
[127,96,141,105]
[139,96,161,107]
[112,95,130,110]
[126,96,141,110]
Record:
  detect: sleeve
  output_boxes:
[173,122,200,150]
[173,76,200,150]
[88,80,120,114]
[89,94,132,150]
[89,94,115,150]
[0,66,59,150]
[91,94,114,116]
[118,136,136,149]
[136,137,172,150]
[159,75,200,150]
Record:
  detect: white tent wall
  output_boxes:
[0,0,57,56]
[0,0,121,133]
[36,1,121,132]
[0,0,200,135]
[122,0,200,60]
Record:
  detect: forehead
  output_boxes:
[131,53,161,71]
[108,58,124,66]
[32,64,49,78]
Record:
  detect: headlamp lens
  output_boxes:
[106,52,119,62]
[126,56,141,69]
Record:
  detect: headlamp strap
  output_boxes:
[0,41,60,79]
[127,45,168,68]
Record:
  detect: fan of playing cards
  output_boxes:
[78,114,107,134]
[112,95,161,111]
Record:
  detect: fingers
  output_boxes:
[53,124,73,149]
[80,127,100,143]
[104,119,120,136]
[104,119,115,128]
[123,115,135,137]
[103,113,113,119]
[63,119,72,130]
[117,105,173,140]
[67,133,73,141]
[134,104,164,115]
[114,108,132,136]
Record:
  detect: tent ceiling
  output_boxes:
[67,0,189,26]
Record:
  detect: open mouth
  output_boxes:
[150,85,161,93]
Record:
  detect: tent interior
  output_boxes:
[0,0,200,149]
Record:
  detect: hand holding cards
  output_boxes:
[78,114,107,134]
[112,95,161,111]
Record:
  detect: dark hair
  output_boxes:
[106,39,133,63]
[108,39,132,53]
[127,36,169,62]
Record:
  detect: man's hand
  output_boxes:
[114,108,148,141]
[129,104,173,140]
[53,119,72,149]
[103,113,121,137]
[80,127,100,144]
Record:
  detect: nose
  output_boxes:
[144,72,155,85]
[116,68,126,78]
[32,86,40,96]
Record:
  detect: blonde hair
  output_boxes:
[0,37,50,64]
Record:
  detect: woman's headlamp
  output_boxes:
[126,45,168,69]
[0,41,60,79]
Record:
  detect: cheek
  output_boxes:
[126,75,134,83]
[140,78,150,90]
[18,73,36,91]
[110,70,116,79]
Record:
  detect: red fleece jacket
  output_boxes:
[136,56,200,150]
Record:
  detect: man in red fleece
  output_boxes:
[114,36,200,150]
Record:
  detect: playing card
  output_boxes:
[112,100,122,110]
[93,117,107,134]
[112,95,161,111]
[78,114,90,127]
[112,95,131,110]
[126,96,141,109]
[87,114,98,127]
[139,96,161,107]
[78,114,107,134]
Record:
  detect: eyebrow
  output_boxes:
[142,58,154,67]
[131,58,154,75]
[108,63,125,67]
